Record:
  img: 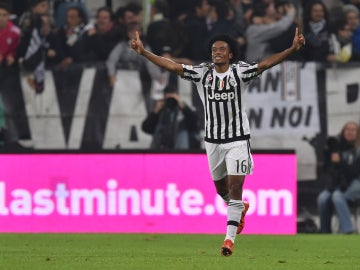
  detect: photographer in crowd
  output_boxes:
[141,86,200,150]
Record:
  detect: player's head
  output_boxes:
[208,34,239,64]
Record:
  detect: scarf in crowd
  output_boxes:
[309,19,326,35]
[66,23,86,46]
[19,12,48,93]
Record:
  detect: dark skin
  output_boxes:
[131,28,305,201]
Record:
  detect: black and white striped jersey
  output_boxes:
[181,61,259,143]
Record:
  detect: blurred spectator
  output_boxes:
[317,121,360,234]
[228,0,247,33]
[146,0,173,56]
[106,22,166,98]
[343,4,360,55]
[245,1,296,62]
[142,87,200,150]
[301,0,331,62]
[52,0,89,28]
[0,1,32,147]
[165,0,193,20]
[328,17,360,62]
[17,0,51,94]
[0,2,20,68]
[208,0,246,59]
[146,0,192,91]
[87,7,120,61]
[50,5,95,70]
[114,2,143,41]
[182,0,212,62]
[119,2,143,26]
[268,0,302,60]
[0,1,20,146]
[341,0,360,10]
[146,0,187,57]
[208,0,242,37]
[9,0,28,24]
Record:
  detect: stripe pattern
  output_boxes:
[182,61,259,143]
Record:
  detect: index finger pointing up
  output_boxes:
[295,27,298,37]
[135,31,140,41]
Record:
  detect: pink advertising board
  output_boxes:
[0,153,297,234]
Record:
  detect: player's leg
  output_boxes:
[205,142,229,203]
[205,141,250,256]
[213,175,249,231]
[214,178,230,204]
[220,175,246,256]
[221,141,253,256]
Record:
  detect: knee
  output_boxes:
[214,180,227,196]
[229,182,243,192]
[317,190,330,205]
[217,189,227,197]
[331,190,345,203]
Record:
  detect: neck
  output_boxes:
[214,63,230,73]
[0,21,9,29]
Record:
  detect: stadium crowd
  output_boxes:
[2,0,360,86]
[0,0,359,145]
[1,0,360,146]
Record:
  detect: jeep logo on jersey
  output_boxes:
[208,90,235,101]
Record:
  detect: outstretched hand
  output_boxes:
[130,31,144,55]
[292,27,305,51]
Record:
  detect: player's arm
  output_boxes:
[257,27,305,74]
[130,31,184,76]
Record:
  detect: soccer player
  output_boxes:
[130,28,305,256]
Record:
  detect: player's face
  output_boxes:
[211,41,233,66]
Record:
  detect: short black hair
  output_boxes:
[126,2,142,14]
[29,0,47,8]
[67,6,88,24]
[275,0,291,9]
[207,34,240,63]
[153,0,169,17]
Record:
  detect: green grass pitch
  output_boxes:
[0,233,359,270]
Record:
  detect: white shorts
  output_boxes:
[205,140,254,181]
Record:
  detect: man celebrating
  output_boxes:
[131,28,305,256]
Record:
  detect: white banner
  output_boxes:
[326,65,360,136]
[247,62,320,136]
[12,62,360,181]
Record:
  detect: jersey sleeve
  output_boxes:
[181,63,207,83]
[237,61,259,84]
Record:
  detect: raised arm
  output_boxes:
[130,31,184,76]
[257,27,305,74]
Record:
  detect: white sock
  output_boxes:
[225,200,245,243]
